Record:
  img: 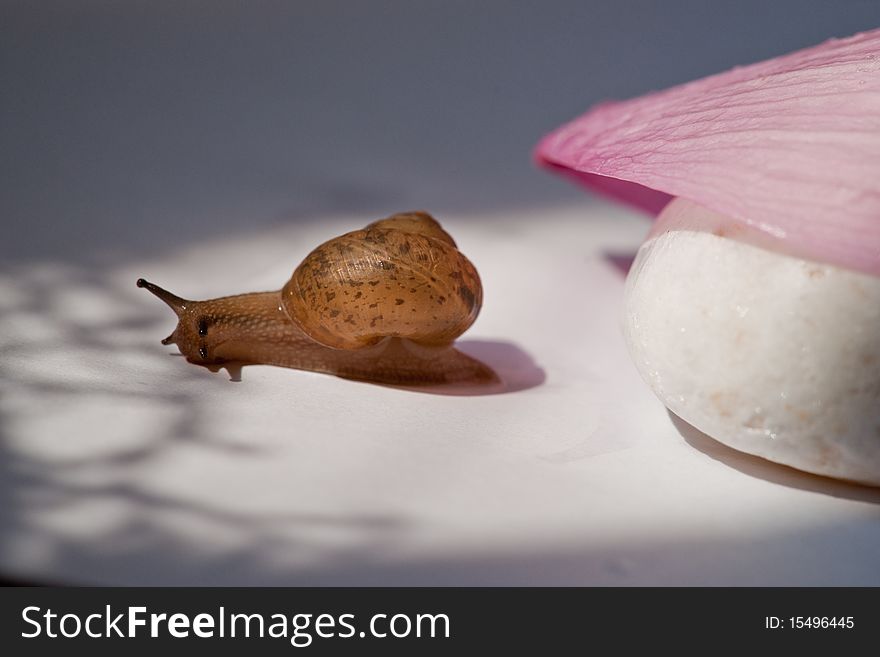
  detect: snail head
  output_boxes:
[137,278,223,365]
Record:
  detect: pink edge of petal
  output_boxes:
[535,28,880,276]
[536,151,673,217]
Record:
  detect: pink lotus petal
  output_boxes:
[536,29,880,275]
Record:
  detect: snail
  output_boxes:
[137,211,498,386]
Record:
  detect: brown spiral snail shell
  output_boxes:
[137,211,497,385]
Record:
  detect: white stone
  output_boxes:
[624,199,880,485]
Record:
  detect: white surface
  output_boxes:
[624,199,880,485]
[2,204,879,586]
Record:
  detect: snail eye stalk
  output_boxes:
[136,278,189,315]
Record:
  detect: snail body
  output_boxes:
[138,212,496,385]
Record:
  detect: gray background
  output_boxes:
[3,0,879,263]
